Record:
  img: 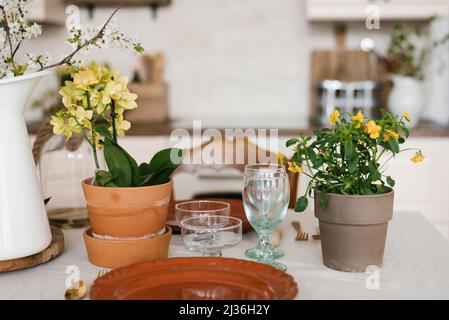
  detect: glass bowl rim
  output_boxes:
[180,215,243,232]
[175,200,231,214]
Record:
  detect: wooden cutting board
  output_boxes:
[309,25,391,122]
[0,227,64,273]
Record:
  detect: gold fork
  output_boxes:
[64,269,110,300]
[312,227,321,240]
[291,220,309,241]
[96,269,110,279]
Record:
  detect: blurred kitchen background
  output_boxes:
[25,1,449,238]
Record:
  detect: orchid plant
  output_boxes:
[51,63,183,188]
[0,1,143,79]
[286,109,424,212]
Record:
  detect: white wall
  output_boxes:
[24,0,425,124]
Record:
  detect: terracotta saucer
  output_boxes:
[90,257,298,300]
[167,198,252,233]
[83,226,172,268]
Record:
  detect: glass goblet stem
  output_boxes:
[258,236,273,261]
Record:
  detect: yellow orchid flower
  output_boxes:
[329,109,340,126]
[351,111,364,128]
[73,69,99,89]
[58,81,85,108]
[71,106,93,123]
[287,161,303,174]
[411,151,425,163]
[115,91,138,112]
[403,112,411,122]
[87,130,102,149]
[365,120,382,139]
[383,129,399,142]
[90,62,111,82]
[277,152,285,166]
[50,116,73,140]
[111,114,132,137]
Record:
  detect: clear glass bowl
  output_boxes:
[175,200,230,226]
[181,215,242,257]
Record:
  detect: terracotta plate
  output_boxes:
[167,198,252,233]
[90,257,298,300]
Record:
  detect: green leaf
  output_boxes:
[103,138,134,187]
[306,148,322,169]
[146,148,184,173]
[386,176,395,187]
[368,162,381,181]
[348,156,358,173]
[387,138,400,154]
[136,173,154,187]
[292,151,302,163]
[94,170,118,187]
[320,190,329,210]
[294,196,308,212]
[401,125,410,138]
[94,124,112,139]
[344,140,353,160]
[147,168,176,186]
[139,148,185,186]
[138,162,151,177]
[286,138,299,147]
[101,133,139,185]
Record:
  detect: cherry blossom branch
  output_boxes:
[39,4,122,72]
[0,6,17,68]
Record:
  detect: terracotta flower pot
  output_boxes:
[82,178,172,238]
[314,189,394,272]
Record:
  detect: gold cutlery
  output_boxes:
[97,269,110,279]
[312,227,321,240]
[291,221,309,241]
[64,269,110,300]
[65,280,87,300]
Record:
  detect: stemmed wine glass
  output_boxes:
[242,164,290,271]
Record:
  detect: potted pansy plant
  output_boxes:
[286,109,424,272]
[0,1,142,261]
[50,63,183,267]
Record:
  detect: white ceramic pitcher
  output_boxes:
[0,70,52,260]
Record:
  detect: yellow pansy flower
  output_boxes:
[112,114,132,137]
[365,120,382,139]
[329,109,340,126]
[403,112,411,122]
[383,129,399,142]
[351,111,364,128]
[277,152,285,166]
[287,161,303,174]
[410,151,425,163]
[73,69,99,89]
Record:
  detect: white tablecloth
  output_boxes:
[1,210,449,300]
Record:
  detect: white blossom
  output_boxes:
[0,1,143,79]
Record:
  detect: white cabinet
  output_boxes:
[306,0,449,21]
[382,137,449,239]
[26,0,65,25]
